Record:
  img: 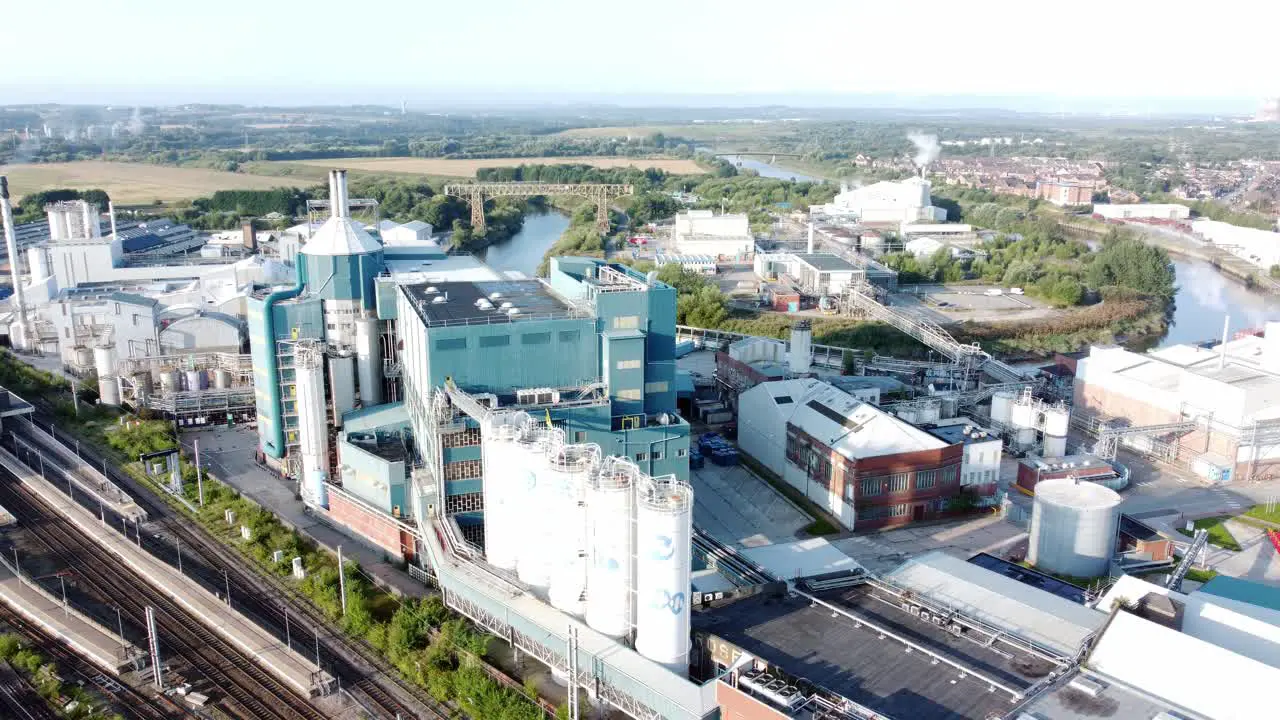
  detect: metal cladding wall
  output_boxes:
[422,317,597,393]
[586,458,638,638]
[634,474,694,674]
[546,440,600,617]
[249,295,324,458]
[482,412,532,571]
[1028,478,1122,578]
[514,427,558,594]
[300,250,384,308]
[328,354,356,426]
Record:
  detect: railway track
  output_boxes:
[0,603,182,720]
[0,660,60,720]
[13,415,449,720]
[0,464,326,720]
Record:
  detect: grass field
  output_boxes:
[285,156,705,177]
[0,161,294,204]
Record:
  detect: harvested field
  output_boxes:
[0,161,291,204]
[286,156,705,177]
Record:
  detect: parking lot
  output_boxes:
[892,284,1058,324]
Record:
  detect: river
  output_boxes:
[717,154,825,183]
[1158,257,1280,347]
[479,211,570,276]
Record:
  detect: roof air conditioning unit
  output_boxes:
[1068,677,1105,698]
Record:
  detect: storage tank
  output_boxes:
[133,372,154,401]
[895,407,919,424]
[1010,396,1037,429]
[328,354,356,426]
[75,346,94,368]
[294,342,330,509]
[788,320,812,374]
[940,396,959,420]
[514,426,558,594]
[1015,426,1037,449]
[355,316,382,407]
[1044,405,1070,437]
[1028,478,1122,578]
[546,440,600,617]
[634,474,693,675]
[1042,434,1068,458]
[482,412,532,571]
[586,457,638,638]
[185,369,207,391]
[93,346,120,406]
[158,369,180,396]
[990,390,1015,425]
[212,368,232,389]
[917,401,941,424]
[27,247,49,281]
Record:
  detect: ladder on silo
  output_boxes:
[1167,528,1209,592]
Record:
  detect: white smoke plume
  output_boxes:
[907,131,941,170]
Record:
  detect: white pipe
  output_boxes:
[807,222,814,254]
[108,201,118,238]
[332,169,349,219]
[1220,315,1230,370]
[0,177,30,350]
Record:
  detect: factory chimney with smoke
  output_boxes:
[908,132,941,177]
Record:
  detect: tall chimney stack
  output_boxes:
[0,177,31,350]
[329,169,350,219]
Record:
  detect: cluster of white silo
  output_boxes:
[997,389,1070,457]
[480,412,694,674]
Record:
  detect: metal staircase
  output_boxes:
[1166,528,1209,592]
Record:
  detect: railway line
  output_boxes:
[0,454,327,720]
[11,413,449,720]
[0,603,180,720]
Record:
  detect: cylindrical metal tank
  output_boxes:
[514,427,558,594]
[328,354,356,426]
[355,316,382,407]
[546,441,600,617]
[1010,397,1037,429]
[896,408,919,424]
[213,368,232,389]
[185,369,207,391]
[586,457,638,638]
[482,412,532,571]
[1028,478,1122,578]
[940,397,959,420]
[1015,426,1037,449]
[1044,405,1070,437]
[788,320,812,374]
[1042,434,1068,458]
[93,346,119,406]
[990,390,1015,425]
[158,369,180,396]
[294,342,330,509]
[634,474,693,675]
[134,371,154,401]
[917,402,941,424]
[75,346,94,368]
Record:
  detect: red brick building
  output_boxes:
[1036,180,1093,206]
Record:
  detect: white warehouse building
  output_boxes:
[1092,203,1191,221]
[1192,219,1280,270]
[672,210,753,258]
[815,178,947,225]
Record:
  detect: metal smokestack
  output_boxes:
[0,177,31,350]
[329,169,350,219]
[807,221,815,254]
[108,200,118,238]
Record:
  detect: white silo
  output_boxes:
[515,426,560,594]
[294,342,330,509]
[990,390,1015,425]
[1042,434,1068,458]
[634,474,694,675]
[93,345,120,406]
[1028,478,1122,578]
[1043,404,1070,458]
[354,316,382,407]
[788,320,812,374]
[546,440,600,617]
[482,412,532,571]
[586,457,638,638]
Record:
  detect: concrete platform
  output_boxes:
[12,418,146,522]
[0,560,140,675]
[0,446,334,698]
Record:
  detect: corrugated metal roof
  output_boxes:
[884,551,1105,656]
[300,217,381,256]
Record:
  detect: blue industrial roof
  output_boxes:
[1197,575,1280,613]
[342,402,408,433]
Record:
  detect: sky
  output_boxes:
[2,0,1277,112]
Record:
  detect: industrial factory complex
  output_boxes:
[4,167,1280,720]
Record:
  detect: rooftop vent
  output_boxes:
[425,286,438,294]
[506,307,521,316]
[478,299,493,310]
[431,295,447,305]
[500,301,514,309]
[1068,677,1106,698]
[489,292,503,300]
